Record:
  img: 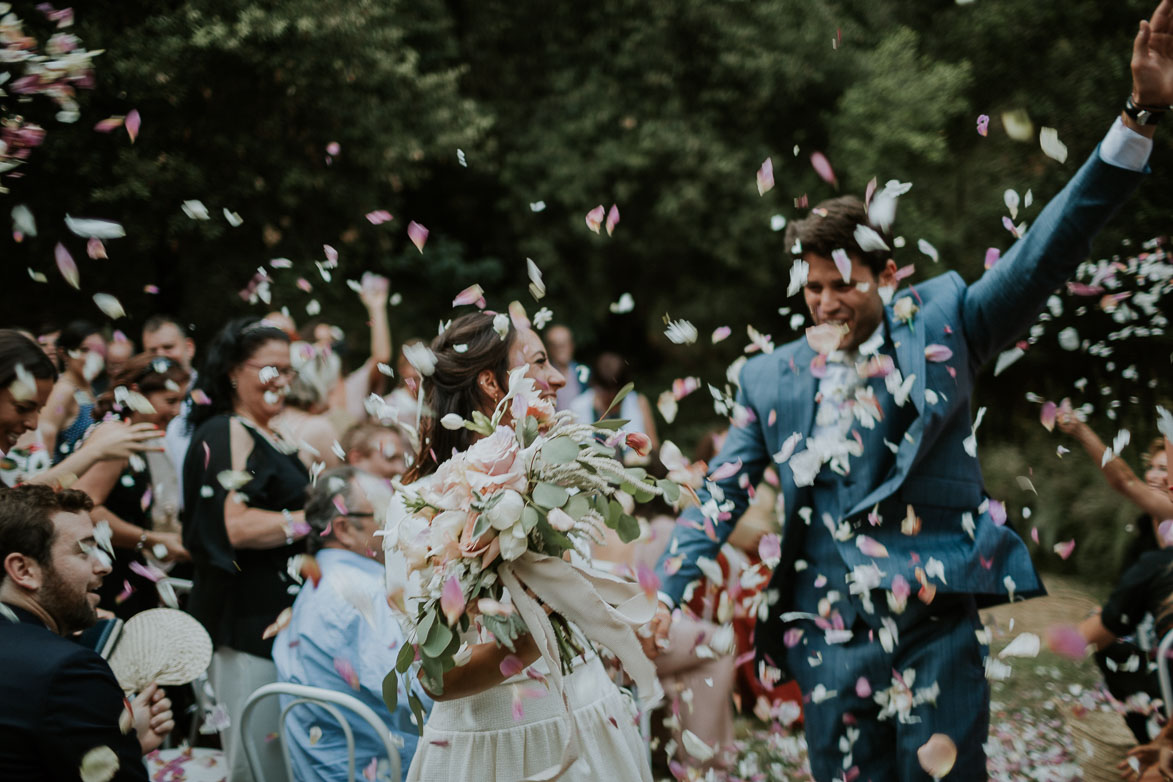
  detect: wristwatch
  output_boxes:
[1124,95,1169,126]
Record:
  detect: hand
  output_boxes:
[359,272,390,311]
[85,421,164,461]
[132,682,174,754]
[638,601,672,660]
[1132,0,1173,107]
[147,531,190,563]
[1055,409,1085,435]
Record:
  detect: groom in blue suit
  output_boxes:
[652,3,1173,778]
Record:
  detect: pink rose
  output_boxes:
[463,427,528,494]
[624,432,652,457]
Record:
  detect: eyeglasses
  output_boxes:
[340,511,376,519]
[241,362,297,381]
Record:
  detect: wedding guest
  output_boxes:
[72,355,191,620]
[569,351,659,455]
[34,322,60,366]
[546,325,587,411]
[42,320,106,463]
[392,311,655,782]
[274,467,431,780]
[142,315,198,505]
[0,330,161,489]
[1058,413,1172,557]
[342,422,408,480]
[654,8,1171,774]
[273,341,343,472]
[182,317,310,782]
[0,485,174,781]
[103,334,135,387]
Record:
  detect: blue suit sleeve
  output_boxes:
[654,372,772,605]
[962,145,1145,368]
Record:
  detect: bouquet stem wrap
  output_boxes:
[498,551,662,782]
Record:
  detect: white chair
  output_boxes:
[240,682,404,782]
[1158,628,1173,719]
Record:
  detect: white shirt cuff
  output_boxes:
[1098,116,1152,171]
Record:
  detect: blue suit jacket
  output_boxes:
[655,146,1145,678]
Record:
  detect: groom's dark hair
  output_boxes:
[784,196,892,276]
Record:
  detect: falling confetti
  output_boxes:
[407,221,429,252]
[757,157,774,195]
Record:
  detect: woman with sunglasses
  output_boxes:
[181,317,310,782]
[72,354,191,620]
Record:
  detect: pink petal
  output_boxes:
[988,499,1006,526]
[326,142,341,157]
[1031,527,1039,544]
[917,734,958,778]
[333,658,361,690]
[864,177,877,209]
[805,323,845,355]
[86,237,106,260]
[856,535,889,558]
[1160,520,1173,547]
[605,204,620,236]
[407,221,429,252]
[1040,401,1057,432]
[711,326,731,344]
[672,377,700,400]
[499,654,525,678]
[1066,281,1104,296]
[453,283,486,308]
[855,676,872,698]
[143,284,159,294]
[323,244,338,264]
[924,344,952,363]
[508,300,530,330]
[441,575,465,626]
[365,210,393,225]
[984,248,1001,269]
[831,248,852,282]
[1001,216,1019,238]
[1046,624,1090,660]
[890,575,911,603]
[511,687,525,721]
[783,627,804,647]
[756,157,774,196]
[125,109,141,143]
[893,264,915,282]
[116,579,134,604]
[636,562,660,599]
[93,116,124,133]
[362,757,376,782]
[585,205,605,234]
[758,533,781,563]
[55,243,79,289]
[129,560,165,583]
[1052,539,1075,560]
[709,459,743,482]
[810,151,837,187]
[976,114,990,137]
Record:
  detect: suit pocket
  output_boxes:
[900,475,983,509]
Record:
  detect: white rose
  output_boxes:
[485,489,525,531]
[428,510,468,550]
[892,297,918,323]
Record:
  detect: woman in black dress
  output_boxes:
[181,318,310,781]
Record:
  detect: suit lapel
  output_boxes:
[773,341,818,528]
[887,299,926,416]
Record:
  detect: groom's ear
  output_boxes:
[877,258,899,288]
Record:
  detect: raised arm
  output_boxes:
[962,1,1173,366]
[1058,412,1173,527]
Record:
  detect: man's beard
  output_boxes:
[39,564,99,635]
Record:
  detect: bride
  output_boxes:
[387,311,656,782]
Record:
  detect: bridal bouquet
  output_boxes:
[382,366,679,716]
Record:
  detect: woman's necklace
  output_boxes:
[232,412,298,455]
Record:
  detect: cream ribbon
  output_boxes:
[498,551,662,782]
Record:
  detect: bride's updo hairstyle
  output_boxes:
[407,312,517,481]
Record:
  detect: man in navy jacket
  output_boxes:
[0,485,174,781]
[652,2,1173,778]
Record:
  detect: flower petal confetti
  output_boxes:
[831,248,852,282]
[585,205,605,234]
[756,157,774,196]
[65,215,126,239]
[605,204,620,236]
[441,575,465,626]
[1039,126,1068,164]
[453,284,486,309]
[609,292,634,314]
[917,734,958,779]
[366,210,393,225]
[810,151,837,187]
[976,114,989,136]
[664,318,698,345]
[93,293,126,319]
[55,243,79,289]
[125,109,140,143]
[407,221,429,252]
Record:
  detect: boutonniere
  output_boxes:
[892,297,919,329]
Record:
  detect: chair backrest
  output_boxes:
[240,682,404,782]
[1158,628,1173,719]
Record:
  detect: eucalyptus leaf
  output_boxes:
[422,620,453,657]
[536,513,574,551]
[395,641,416,674]
[591,418,630,431]
[472,512,491,539]
[418,607,437,644]
[382,670,399,712]
[540,436,580,465]
[564,493,591,520]
[521,415,540,448]
[598,381,634,419]
[657,479,681,503]
[532,481,569,509]
[616,512,641,543]
[409,692,428,737]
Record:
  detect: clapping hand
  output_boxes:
[85,421,163,461]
